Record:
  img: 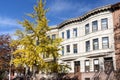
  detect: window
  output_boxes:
[62,46,64,55]
[66,45,70,53]
[101,18,108,30]
[86,41,90,52]
[94,59,99,72]
[93,38,99,50]
[102,37,109,49]
[52,34,56,39]
[47,35,50,39]
[73,44,78,53]
[73,28,77,37]
[62,32,64,39]
[92,20,98,32]
[85,60,90,72]
[85,24,90,34]
[85,78,90,80]
[74,61,80,73]
[66,30,70,39]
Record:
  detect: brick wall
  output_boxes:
[112,6,120,70]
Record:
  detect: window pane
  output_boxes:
[66,45,70,53]
[62,32,64,39]
[86,41,90,52]
[62,46,64,55]
[66,30,70,39]
[101,18,108,30]
[93,38,99,50]
[94,59,99,72]
[102,37,109,49]
[73,28,77,37]
[85,60,90,66]
[85,60,90,72]
[74,61,80,66]
[73,44,78,53]
[94,59,99,65]
[52,34,56,39]
[92,21,98,32]
[85,24,89,34]
[85,78,90,80]
[74,61,80,73]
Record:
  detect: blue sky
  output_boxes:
[0,0,120,35]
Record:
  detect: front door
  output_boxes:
[74,61,80,73]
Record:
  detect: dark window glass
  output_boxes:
[86,41,90,52]
[62,32,64,39]
[85,78,90,80]
[92,20,98,32]
[85,24,89,34]
[93,38,99,50]
[73,44,78,53]
[66,30,70,39]
[74,61,80,73]
[47,36,50,39]
[66,45,70,53]
[52,34,56,39]
[62,46,64,55]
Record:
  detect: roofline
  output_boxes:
[50,2,120,29]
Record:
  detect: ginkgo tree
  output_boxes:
[10,0,64,78]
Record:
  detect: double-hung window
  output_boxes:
[73,28,77,37]
[102,37,109,49]
[92,20,98,32]
[101,18,108,30]
[66,30,70,39]
[85,24,89,35]
[93,38,99,50]
[73,44,78,53]
[66,45,70,53]
[86,41,90,52]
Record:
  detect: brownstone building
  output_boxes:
[112,2,120,80]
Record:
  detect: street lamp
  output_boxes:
[9,48,13,80]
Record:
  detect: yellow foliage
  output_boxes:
[11,0,64,73]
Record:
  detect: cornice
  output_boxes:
[58,5,112,29]
[111,2,120,11]
[48,2,120,30]
[50,2,120,29]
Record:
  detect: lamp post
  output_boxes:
[8,62,11,80]
[9,48,13,80]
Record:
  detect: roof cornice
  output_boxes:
[58,5,112,29]
[111,2,120,11]
[50,2,120,29]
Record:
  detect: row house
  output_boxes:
[47,2,120,80]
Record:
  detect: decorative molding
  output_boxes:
[50,2,120,29]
